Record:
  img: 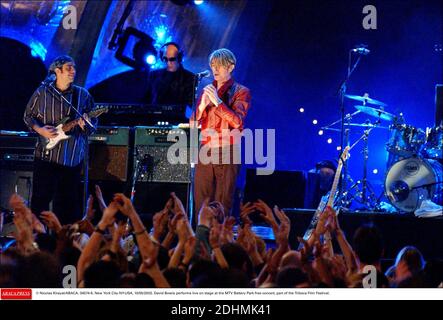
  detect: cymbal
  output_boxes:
[345,94,387,107]
[344,123,389,129]
[354,105,395,121]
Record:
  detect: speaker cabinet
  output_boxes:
[0,134,36,210]
[88,127,130,181]
[134,126,190,183]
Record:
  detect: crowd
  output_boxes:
[1,187,442,289]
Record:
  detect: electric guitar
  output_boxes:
[42,107,108,150]
[298,146,350,249]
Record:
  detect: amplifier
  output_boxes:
[0,133,37,210]
[88,126,130,182]
[134,126,190,183]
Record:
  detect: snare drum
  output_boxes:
[385,157,443,212]
[423,126,442,159]
[386,124,426,157]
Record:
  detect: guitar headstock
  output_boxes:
[89,107,108,118]
[339,146,350,164]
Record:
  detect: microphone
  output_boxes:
[42,74,56,85]
[195,70,210,79]
[352,46,370,55]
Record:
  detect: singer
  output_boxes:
[23,55,96,224]
[192,48,251,216]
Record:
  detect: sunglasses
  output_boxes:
[162,57,177,62]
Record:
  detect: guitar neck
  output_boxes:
[326,147,349,207]
[60,109,103,132]
[326,162,343,207]
[61,119,79,132]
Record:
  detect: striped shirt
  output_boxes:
[23,83,96,167]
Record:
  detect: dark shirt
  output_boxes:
[23,83,96,167]
[145,66,195,107]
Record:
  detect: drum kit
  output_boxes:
[324,93,443,213]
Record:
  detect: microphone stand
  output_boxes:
[337,49,364,197]
[187,73,206,225]
[43,81,95,216]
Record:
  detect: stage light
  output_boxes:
[145,54,156,65]
[299,108,305,113]
[327,138,333,144]
[373,169,378,174]
[171,0,203,5]
[312,119,318,125]
[337,146,342,151]
[154,25,169,44]
[115,27,157,70]
[29,40,47,61]
[318,130,324,136]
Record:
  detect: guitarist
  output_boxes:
[23,55,97,224]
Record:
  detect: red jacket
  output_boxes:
[193,78,251,147]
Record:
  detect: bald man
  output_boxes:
[145,42,194,113]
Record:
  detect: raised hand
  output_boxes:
[255,199,278,230]
[198,198,215,228]
[273,206,290,248]
[324,206,340,233]
[209,220,222,249]
[203,84,222,106]
[297,237,312,265]
[84,195,96,222]
[315,210,329,237]
[197,91,211,116]
[40,211,62,233]
[209,201,225,224]
[31,214,46,234]
[239,202,255,227]
[176,217,190,244]
[10,194,35,254]
[113,193,136,218]
[152,210,169,241]
[220,216,236,245]
[183,236,197,265]
[95,185,107,212]
[170,192,186,217]
[98,200,119,229]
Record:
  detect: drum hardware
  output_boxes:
[386,123,426,159]
[344,122,389,129]
[354,105,395,122]
[423,125,442,159]
[344,93,388,107]
[345,120,383,210]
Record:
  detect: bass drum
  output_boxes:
[385,157,443,212]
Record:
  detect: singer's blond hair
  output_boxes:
[209,48,236,70]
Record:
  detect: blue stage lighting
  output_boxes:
[194,0,204,5]
[145,54,157,65]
